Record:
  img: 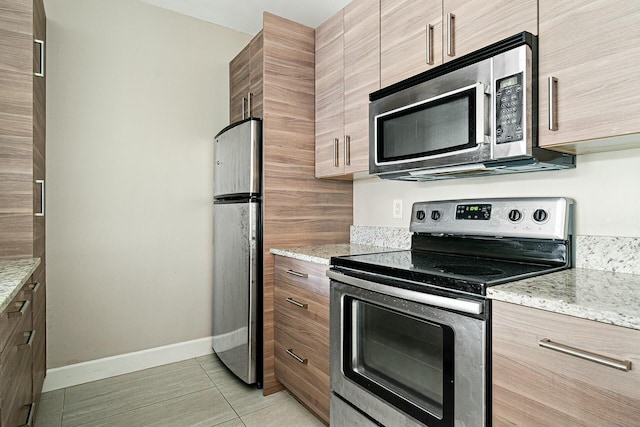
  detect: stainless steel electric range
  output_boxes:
[328,197,574,427]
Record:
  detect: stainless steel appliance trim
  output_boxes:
[35,179,45,217]
[539,338,632,372]
[286,348,308,364]
[374,82,487,167]
[286,297,308,309]
[286,269,308,278]
[327,270,483,315]
[548,76,558,131]
[34,39,45,77]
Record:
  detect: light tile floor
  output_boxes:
[34,354,325,427]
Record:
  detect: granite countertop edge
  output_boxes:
[0,258,41,313]
[270,243,401,265]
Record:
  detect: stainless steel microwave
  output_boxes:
[369,33,575,181]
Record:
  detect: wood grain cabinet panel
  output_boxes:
[492,301,640,426]
[229,31,263,123]
[315,0,379,178]
[380,0,442,87]
[538,0,640,153]
[274,256,330,424]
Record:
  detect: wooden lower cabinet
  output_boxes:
[274,256,330,424]
[492,300,640,426]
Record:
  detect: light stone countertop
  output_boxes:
[488,268,640,331]
[270,243,401,265]
[0,258,41,313]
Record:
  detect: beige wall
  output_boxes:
[45,0,251,367]
[354,146,640,238]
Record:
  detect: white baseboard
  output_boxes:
[42,336,214,392]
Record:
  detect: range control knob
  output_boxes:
[508,209,523,222]
[416,210,426,220]
[431,210,441,221]
[533,209,549,223]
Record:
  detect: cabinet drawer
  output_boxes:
[0,287,31,355]
[274,256,330,297]
[492,301,640,426]
[274,328,330,424]
[0,292,34,427]
[26,281,46,405]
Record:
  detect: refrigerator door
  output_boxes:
[212,199,260,384]
[214,119,262,198]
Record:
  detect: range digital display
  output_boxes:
[456,204,492,220]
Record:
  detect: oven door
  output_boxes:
[329,271,487,427]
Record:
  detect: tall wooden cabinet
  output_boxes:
[315,0,379,178]
[227,13,353,398]
[0,0,47,422]
[538,0,640,154]
[229,31,263,123]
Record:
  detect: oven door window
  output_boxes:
[343,297,454,427]
[376,86,477,163]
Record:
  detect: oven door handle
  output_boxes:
[327,270,483,315]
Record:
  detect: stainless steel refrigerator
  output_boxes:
[212,118,262,386]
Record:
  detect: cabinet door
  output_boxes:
[229,43,251,123]
[248,31,263,119]
[492,301,640,426]
[443,0,537,62]
[343,0,379,175]
[538,0,640,152]
[33,0,46,286]
[380,0,442,87]
[315,11,344,178]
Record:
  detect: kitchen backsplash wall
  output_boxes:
[351,226,640,275]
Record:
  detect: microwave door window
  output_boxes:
[379,89,476,162]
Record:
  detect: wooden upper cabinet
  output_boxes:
[380,0,442,87]
[442,0,537,63]
[538,0,640,153]
[315,0,379,178]
[343,0,380,175]
[493,301,640,426]
[229,31,263,123]
[315,10,344,178]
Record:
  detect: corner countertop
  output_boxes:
[0,258,41,313]
[488,268,640,331]
[270,243,400,265]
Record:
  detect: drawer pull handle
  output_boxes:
[548,76,558,131]
[286,270,308,278]
[286,297,308,309]
[34,39,45,77]
[8,300,30,319]
[25,282,41,295]
[286,349,308,364]
[19,402,36,427]
[20,330,36,348]
[539,338,632,372]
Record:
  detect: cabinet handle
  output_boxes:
[25,282,41,295]
[20,330,36,348]
[8,300,30,319]
[247,92,252,117]
[286,269,308,278]
[241,97,246,120]
[539,338,632,372]
[286,349,308,364]
[548,76,558,131]
[333,138,339,167]
[426,24,434,65]
[35,179,45,217]
[344,135,351,166]
[286,297,308,309]
[446,13,455,57]
[34,39,45,77]
[19,403,36,427]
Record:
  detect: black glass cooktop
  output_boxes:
[331,250,563,296]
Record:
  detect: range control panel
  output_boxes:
[411,198,573,240]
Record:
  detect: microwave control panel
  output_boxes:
[495,72,523,144]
